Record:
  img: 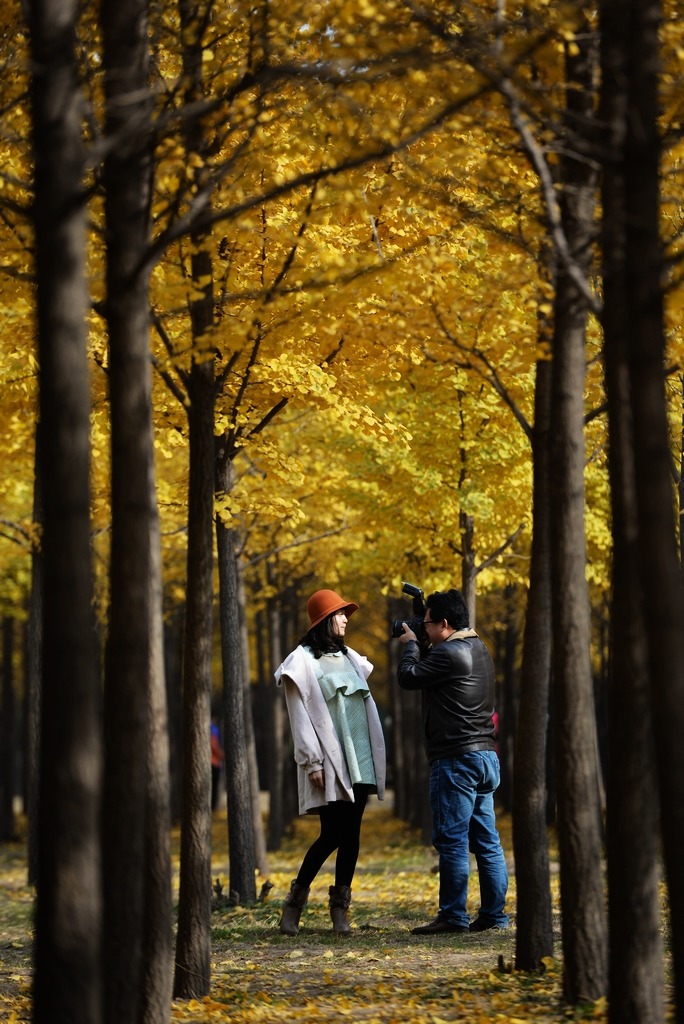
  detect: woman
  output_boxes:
[274,589,386,935]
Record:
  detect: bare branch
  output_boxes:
[0,518,34,549]
[150,309,190,405]
[499,80,602,317]
[431,304,533,441]
[242,523,349,569]
[475,522,526,573]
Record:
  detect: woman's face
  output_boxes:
[331,610,348,637]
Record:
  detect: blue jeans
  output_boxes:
[429,750,509,928]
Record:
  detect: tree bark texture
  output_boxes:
[393,661,431,843]
[26,423,43,886]
[173,360,215,999]
[265,601,287,851]
[164,606,185,824]
[618,0,684,1012]
[549,27,608,1004]
[29,1,103,1019]
[100,0,161,1019]
[238,570,269,876]
[215,473,257,904]
[173,0,218,998]
[599,3,665,1020]
[496,585,517,812]
[459,509,477,629]
[172,190,216,1001]
[513,356,554,972]
[140,498,173,1024]
[387,592,430,840]
[0,618,16,841]
[679,377,684,589]
[388,615,407,820]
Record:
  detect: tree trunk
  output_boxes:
[0,618,16,840]
[459,509,477,628]
[26,423,43,886]
[396,680,431,842]
[164,604,185,824]
[28,0,103,1018]
[496,585,517,812]
[618,0,684,1011]
[238,570,269,876]
[513,356,554,972]
[100,0,159,1018]
[679,377,684,583]
[388,610,407,819]
[549,27,608,1005]
[266,599,286,851]
[172,0,217,997]
[173,360,215,999]
[603,201,664,1023]
[454,388,477,626]
[388,588,431,840]
[279,594,300,828]
[599,5,665,1020]
[551,289,607,1004]
[215,463,257,904]
[140,498,173,1024]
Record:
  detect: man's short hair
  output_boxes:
[426,589,469,630]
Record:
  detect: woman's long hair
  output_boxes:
[299,614,348,659]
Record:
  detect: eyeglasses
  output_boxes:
[423,619,440,627]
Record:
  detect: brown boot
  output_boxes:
[329,885,352,935]
[279,880,310,935]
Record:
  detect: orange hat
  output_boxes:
[306,589,359,629]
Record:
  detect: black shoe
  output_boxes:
[469,918,503,932]
[411,916,470,935]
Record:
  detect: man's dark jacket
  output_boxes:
[397,635,496,763]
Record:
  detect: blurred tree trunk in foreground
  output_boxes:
[601,0,684,1016]
[29,0,103,1019]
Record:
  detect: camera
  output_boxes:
[391,581,426,640]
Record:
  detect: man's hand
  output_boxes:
[398,622,417,645]
[309,769,325,789]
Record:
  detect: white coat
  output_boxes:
[275,644,386,814]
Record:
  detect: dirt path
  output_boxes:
[192,802,565,1023]
[1,802,575,1022]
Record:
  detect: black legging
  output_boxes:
[296,785,370,888]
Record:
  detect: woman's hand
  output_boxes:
[309,769,325,789]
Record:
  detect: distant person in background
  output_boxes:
[210,714,224,812]
[396,588,509,935]
[275,589,386,936]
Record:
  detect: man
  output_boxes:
[396,588,509,934]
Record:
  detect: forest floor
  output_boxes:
[0,797,668,1022]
